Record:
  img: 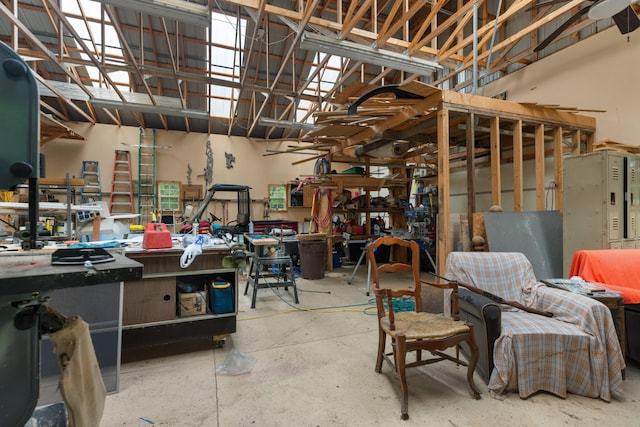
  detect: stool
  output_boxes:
[243,254,299,308]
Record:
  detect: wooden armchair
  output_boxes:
[367,236,481,420]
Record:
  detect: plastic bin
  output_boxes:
[209,280,234,314]
[299,240,327,279]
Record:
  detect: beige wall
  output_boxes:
[484,27,640,146]
[41,123,320,227]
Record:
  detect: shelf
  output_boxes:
[332,207,404,213]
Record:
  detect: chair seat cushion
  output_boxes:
[380,312,470,340]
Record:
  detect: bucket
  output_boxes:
[142,222,172,249]
[299,240,327,279]
[209,281,234,314]
[332,251,342,268]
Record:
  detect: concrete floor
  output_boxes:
[102,265,639,427]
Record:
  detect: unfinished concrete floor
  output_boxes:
[101,265,639,426]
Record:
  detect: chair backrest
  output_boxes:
[445,252,537,306]
[367,236,422,312]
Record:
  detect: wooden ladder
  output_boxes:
[109,150,134,214]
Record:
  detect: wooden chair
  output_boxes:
[367,236,481,420]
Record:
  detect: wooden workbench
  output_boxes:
[122,246,237,356]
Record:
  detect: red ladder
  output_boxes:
[109,150,134,214]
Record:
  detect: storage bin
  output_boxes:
[209,280,234,314]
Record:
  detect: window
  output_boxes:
[268,184,287,212]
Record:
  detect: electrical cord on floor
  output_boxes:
[238,276,376,321]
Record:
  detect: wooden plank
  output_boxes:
[553,127,564,213]
[441,90,596,130]
[398,81,442,98]
[40,177,85,187]
[535,124,546,211]
[472,213,487,251]
[490,116,501,207]
[437,109,450,279]
[513,119,523,212]
[571,130,581,156]
[466,113,476,239]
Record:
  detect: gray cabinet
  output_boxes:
[563,151,640,274]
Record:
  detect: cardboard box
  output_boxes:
[178,291,207,317]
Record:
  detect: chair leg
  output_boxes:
[396,335,410,420]
[465,336,482,400]
[375,327,386,373]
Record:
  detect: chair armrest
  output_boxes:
[533,284,625,368]
[458,289,502,325]
[455,288,502,383]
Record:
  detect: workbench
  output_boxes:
[122,245,237,356]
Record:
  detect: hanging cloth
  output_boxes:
[49,316,106,427]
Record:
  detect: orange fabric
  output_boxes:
[569,249,640,304]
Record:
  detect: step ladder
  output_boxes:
[80,160,102,203]
[109,150,134,214]
[137,128,156,225]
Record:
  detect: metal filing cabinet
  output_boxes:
[563,151,640,274]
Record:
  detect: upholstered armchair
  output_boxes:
[445,251,625,401]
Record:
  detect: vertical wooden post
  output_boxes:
[535,124,546,211]
[513,119,523,212]
[466,113,476,238]
[586,132,595,153]
[489,116,501,207]
[571,130,581,156]
[553,127,564,212]
[437,109,450,277]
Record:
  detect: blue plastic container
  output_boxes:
[332,251,342,268]
[209,281,234,314]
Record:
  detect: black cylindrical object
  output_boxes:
[299,240,327,280]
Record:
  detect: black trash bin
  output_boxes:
[299,239,327,279]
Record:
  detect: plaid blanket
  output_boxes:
[445,251,625,401]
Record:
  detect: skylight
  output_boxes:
[62,1,130,91]
[208,11,246,118]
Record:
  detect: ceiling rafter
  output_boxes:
[246,0,321,137]
[0,0,621,138]
[377,0,429,45]
[228,2,267,134]
[102,4,168,129]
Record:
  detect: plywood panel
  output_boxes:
[123,277,175,325]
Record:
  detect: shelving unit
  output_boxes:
[310,168,410,270]
[288,181,314,208]
[1,175,85,240]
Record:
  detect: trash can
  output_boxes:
[299,240,327,279]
